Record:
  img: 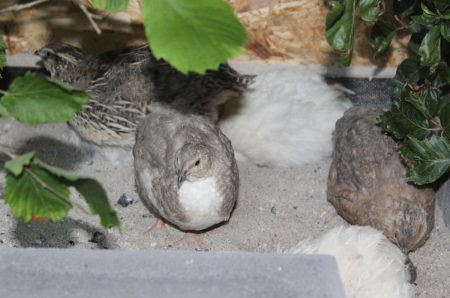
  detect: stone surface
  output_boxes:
[328,107,435,252]
[0,248,345,298]
[436,178,450,231]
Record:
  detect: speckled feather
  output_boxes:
[36,43,254,147]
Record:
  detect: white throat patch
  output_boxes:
[178,176,225,230]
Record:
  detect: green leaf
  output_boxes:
[142,0,248,74]
[439,102,450,139]
[0,103,10,117]
[326,1,344,29]
[408,22,428,54]
[403,87,441,118]
[3,154,120,228]
[421,1,437,16]
[441,23,450,42]
[418,26,441,66]
[325,0,357,66]
[4,152,35,176]
[0,72,88,124]
[73,179,120,229]
[401,135,450,184]
[38,163,120,229]
[391,56,423,96]
[4,164,72,222]
[411,14,439,26]
[379,100,430,140]
[433,62,450,88]
[91,0,129,12]
[370,21,395,58]
[435,0,450,12]
[359,0,385,22]
[394,0,416,18]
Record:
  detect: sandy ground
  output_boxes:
[0,118,449,297]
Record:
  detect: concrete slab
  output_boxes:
[0,248,345,298]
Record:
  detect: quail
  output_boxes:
[133,104,239,231]
[36,42,254,147]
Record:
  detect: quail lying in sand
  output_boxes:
[36,42,253,147]
[133,104,239,232]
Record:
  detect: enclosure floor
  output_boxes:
[0,118,449,297]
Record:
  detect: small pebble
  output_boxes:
[270,206,277,215]
[89,231,106,243]
[33,234,47,246]
[293,206,298,210]
[0,239,4,244]
[142,213,154,218]
[118,193,134,207]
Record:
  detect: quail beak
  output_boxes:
[176,169,187,186]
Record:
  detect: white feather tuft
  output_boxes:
[178,177,226,230]
[219,67,352,167]
[290,226,414,298]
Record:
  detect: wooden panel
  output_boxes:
[0,0,409,66]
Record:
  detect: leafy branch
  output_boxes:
[0,71,120,228]
[0,0,249,227]
[325,0,450,184]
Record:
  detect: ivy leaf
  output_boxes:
[421,2,438,17]
[379,100,429,140]
[4,151,35,176]
[4,163,72,222]
[91,0,129,12]
[394,0,416,18]
[411,14,439,26]
[391,56,423,96]
[359,0,385,22]
[325,0,357,66]
[418,27,441,66]
[441,23,450,42]
[3,153,120,229]
[403,87,441,119]
[439,102,450,139]
[142,0,248,74]
[39,163,120,229]
[435,0,450,12]
[408,22,428,54]
[0,72,87,125]
[401,135,450,185]
[370,21,395,58]
[433,62,450,88]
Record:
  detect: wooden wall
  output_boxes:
[0,0,409,66]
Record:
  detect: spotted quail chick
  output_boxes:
[36,43,254,147]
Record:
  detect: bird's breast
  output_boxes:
[177,176,227,230]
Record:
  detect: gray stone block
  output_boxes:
[437,178,450,230]
[0,248,345,298]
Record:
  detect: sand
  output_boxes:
[0,117,449,297]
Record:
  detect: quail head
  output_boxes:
[133,104,239,231]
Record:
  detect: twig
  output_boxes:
[238,1,307,18]
[77,3,102,35]
[0,0,49,14]
[0,145,16,159]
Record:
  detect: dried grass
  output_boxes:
[0,0,409,66]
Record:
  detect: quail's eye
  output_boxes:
[195,160,200,166]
